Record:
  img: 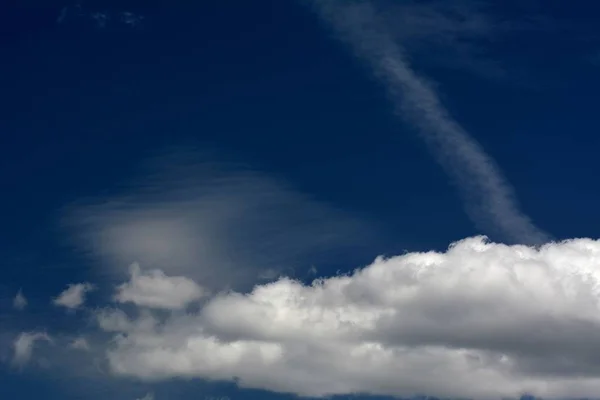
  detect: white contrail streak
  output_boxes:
[306,0,550,245]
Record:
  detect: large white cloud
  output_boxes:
[96,236,600,400]
[114,263,204,310]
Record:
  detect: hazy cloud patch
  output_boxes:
[12,332,52,368]
[53,283,95,310]
[13,289,27,310]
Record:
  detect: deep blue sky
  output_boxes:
[3,1,600,399]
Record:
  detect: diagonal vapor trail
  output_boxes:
[305,0,551,245]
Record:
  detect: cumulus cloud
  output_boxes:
[305,0,549,245]
[13,289,27,310]
[12,332,52,367]
[97,308,137,333]
[62,149,375,292]
[53,283,95,309]
[114,263,204,310]
[90,236,600,399]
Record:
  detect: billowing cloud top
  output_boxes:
[78,236,600,400]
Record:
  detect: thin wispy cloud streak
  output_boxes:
[306,0,550,245]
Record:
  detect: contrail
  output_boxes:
[305,0,550,245]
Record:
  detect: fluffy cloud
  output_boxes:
[13,289,27,310]
[53,283,95,309]
[114,263,204,310]
[12,332,52,367]
[99,237,600,400]
[97,308,138,333]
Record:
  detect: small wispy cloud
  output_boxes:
[53,283,95,310]
[120,12,145,28]
[69,337,91,351]
[379,0,506,79]
[57,4,144,29]
[13,289,27,310]
[90,12,110,28]
[366,0,556,82]
[305,0,550,245]
[12,332,52,368]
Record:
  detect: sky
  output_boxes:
[3,0,600,399]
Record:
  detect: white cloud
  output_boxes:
[97,308,158,334]
[53,283,95,309]
[306,0,549,245]
[136,393,154,400]
[62,150,373,293]
[69,337,91,351]
[13,289,27,310]
[114,263,204,310]
[96,308,136,332]
[12,332,52,367]
[373,0,545,81]
[97,237,600,400]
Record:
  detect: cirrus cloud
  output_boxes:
[304,0,550,245]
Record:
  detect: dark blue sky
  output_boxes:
[3,1,600,399]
